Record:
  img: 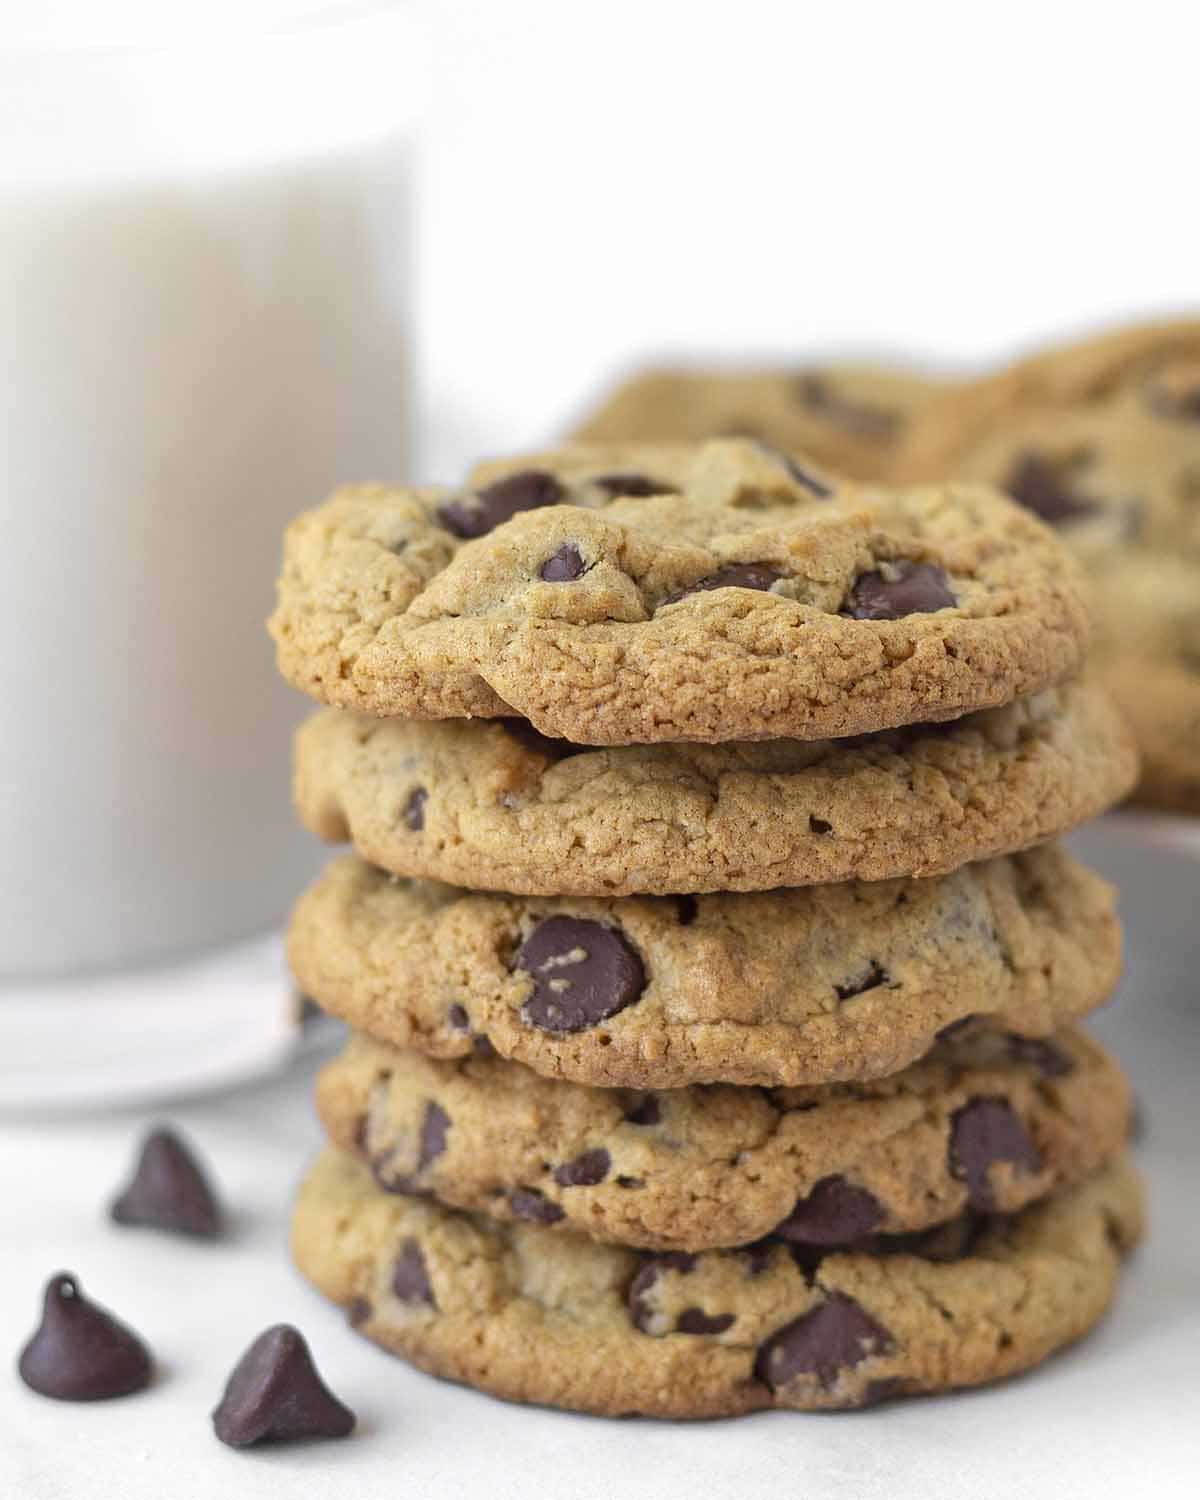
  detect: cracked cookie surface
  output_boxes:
[291,1149,1142,1417]
[316,1026,1130,1252]
[289,846,1120,1088]
[270,438,1089,744]
[292,678,1137,896]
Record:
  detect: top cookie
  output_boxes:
[572,363,948,479]
[270,439,1089,745]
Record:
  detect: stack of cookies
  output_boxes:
[578,318,1200,814]
[271,438,1144,1416]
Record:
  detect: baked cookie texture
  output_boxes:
[316,1026,1130,1253]
[291,1148,1143,1417]
[288,847,1120,1089]
[270,437,1091,745]
[571,363,949,479]
[292,678,1137,896]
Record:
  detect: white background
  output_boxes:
[415,0,1200,476]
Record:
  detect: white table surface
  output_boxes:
[2,817,1197,1500]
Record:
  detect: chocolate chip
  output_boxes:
[501,718,585,760]
[447,1004,470,1032]
[1006,1035,1074,1077]
[18,1274,152,1402]
[662,562,783,607]
[553,1148,611,1187]
[627,1253,697,1332]
[592,472,672,498]
[949,1096,1042,1209]
[517,917,646,1033]
[109,1126,221,1238]
[936,1014,979,1043]
[392,1239,437,1307]
[212,1324,355,1448]
[437,469,566,538]
[418,1101,451,1171]
[472,1034,497,1059]
[622,1094,661,1127]
[616,1175,644,1189]
[773,1176,885,1246]
[750,438,835,497]
[403,787,427,831]
[809,816,833,835]
[754,1292,893,1392]
[833,961,890,1002]
[675,894,699,926]
[539,544,585,582]
[348,1298,372,1327]
[793,373,901,441]
[1004,452,1098,526]
[842,561,956,620]
[676,1308,736,1336]
[510,1188,565,1224]
[741,1242,776,1277]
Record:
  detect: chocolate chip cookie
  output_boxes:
[571,364,948,479]
[316,1025,1130,1253]
[289,846,1120,1088]
[292,678,1136,897]
[270,438,1090,745]
[291,1148,1143,1417]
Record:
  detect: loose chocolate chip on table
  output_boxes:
[438,469,566,538]
[754,1292,893,1392]
[591,472,672,498]
[403,787,427,832]
[662,562,783,607]
[1006,1035,1074,1077]
[392,1239,437,1307]
[773,1175,885,1246]
[517,917,646,1033]
[949,1096,1042,1210]
[539,543,586,582]
[110,1126,222,1238]
[19,1273,152,1401]
[833,961,890,1002]
[676,1308,736,1336]
[553,1148,611,1187]
[212,1324,355,1448]
[510,1188,566,1224]
[1004,452,1097,526]
[842,561,956,620]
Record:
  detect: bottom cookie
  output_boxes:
[292,1149,1143,1418]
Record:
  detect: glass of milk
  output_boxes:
[0,3,418,980]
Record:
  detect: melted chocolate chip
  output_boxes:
[18,1274,152,1402]
[754,1292,893,1392]
[109,1126,222,1238]
[403,787,427,832]
[539,544,586,581]
[1006,1035,1074,1078]
[627,1253,697,1332]
[622,1094,661,1127]
[517,917,646,1033]
[773,1176,885,1246]
[833,961,890,1002]
[212,1325,355,1448]
[447,1004,470,1032]
[591,472,672,498]
[418,1102,451,1171]
[392,1239,437,1307]
[949,1096,1042,1209]
[676,1308,736,1336]
[553,1148,611,1187]
[510,1188,565,1224]
[793,373,902,441]
[842,561,956,620]
[437,469,566,538]
[662,562,783,607]
[1004,452,1099,526]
